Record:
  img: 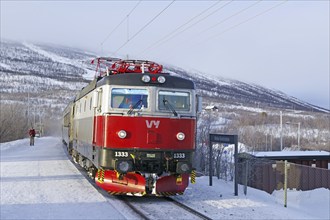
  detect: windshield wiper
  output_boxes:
[163,99,178,117]
[127,99,143,115]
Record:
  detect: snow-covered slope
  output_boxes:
[165,66,328,112]
[1,40,327,116]
[0,41,94,111]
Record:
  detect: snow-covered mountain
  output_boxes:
[0,41,94,113]
[1,40,327,115]
[165,66,327,112]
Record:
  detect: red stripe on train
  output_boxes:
[93,116,195,150]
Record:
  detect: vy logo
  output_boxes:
[146,120,160,129]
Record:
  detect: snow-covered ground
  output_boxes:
[0,137,137,220]
[1,137,329,219]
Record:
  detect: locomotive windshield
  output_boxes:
[111,88,148,109]
[158,90,190,111]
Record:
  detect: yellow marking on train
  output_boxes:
[97,169,105,183]
[191,169,196,184]
[176,175,182,185]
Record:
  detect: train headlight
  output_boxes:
[141,75,151,83]
[115,160,133,173]
[176,162,190,174]
[176,132,185,141]
[157,76,166,83]
[117,130,127,139]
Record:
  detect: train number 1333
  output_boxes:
[173,153,185,159]
[114,151,128,157]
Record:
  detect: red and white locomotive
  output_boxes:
[62,58,199,196]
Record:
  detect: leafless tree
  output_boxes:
[0,103,29,142]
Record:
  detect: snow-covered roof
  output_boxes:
[252,151,330,158]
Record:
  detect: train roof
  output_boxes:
[97,72,195,89]
[75,72,195,101]
[74,59,195,101]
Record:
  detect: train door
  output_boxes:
[92,88,104,147]
[69,104,74,145]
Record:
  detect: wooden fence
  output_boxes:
[237,159,330,194]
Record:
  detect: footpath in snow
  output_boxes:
[0,137,135,220]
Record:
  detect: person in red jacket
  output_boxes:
[29,127,36,146]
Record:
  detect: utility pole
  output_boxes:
[127,14,130,42]
[280,111,283,151]
[40,111,42,136]
[297,122,300,149]
[270,135,273,151]
[209,140,213,186]
[286,122,300,149]
[33,106,36,128]
[28,88,30,127]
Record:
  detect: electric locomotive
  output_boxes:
[62,58,200,196]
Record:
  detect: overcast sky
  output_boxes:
[1,0,329,109]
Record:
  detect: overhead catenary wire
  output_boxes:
[100,0,141,47]
[140,1,263,58]
[114,0,176,54]
[201,0,262,36]
[205,0,288,42]
[140,0,234,56]
[158,0,288,62]
[164,0,263,51]
[137,0,223,56]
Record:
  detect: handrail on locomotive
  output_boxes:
[91,57,163,77]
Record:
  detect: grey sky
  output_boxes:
[1,0,329,109]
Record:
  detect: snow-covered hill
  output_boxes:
[165,66,328,112]
[0,41,94,112]
[0,40,328,116]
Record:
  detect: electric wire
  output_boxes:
[141,0,233,54]
[100,1,141,46]
[137,0,222,56]
[114,0,175,54]
[201,0,262,36]
[102,0,287,62]
[168,0,262,51]
[158,0,287,62]
[205,0,288,42]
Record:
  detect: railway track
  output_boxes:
[65,144,211,220]
[118,195,212,220]
[164,197,212,220]
[116,196,152,220]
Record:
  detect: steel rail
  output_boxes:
[164,197,213,220]
[116,196,151,220]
